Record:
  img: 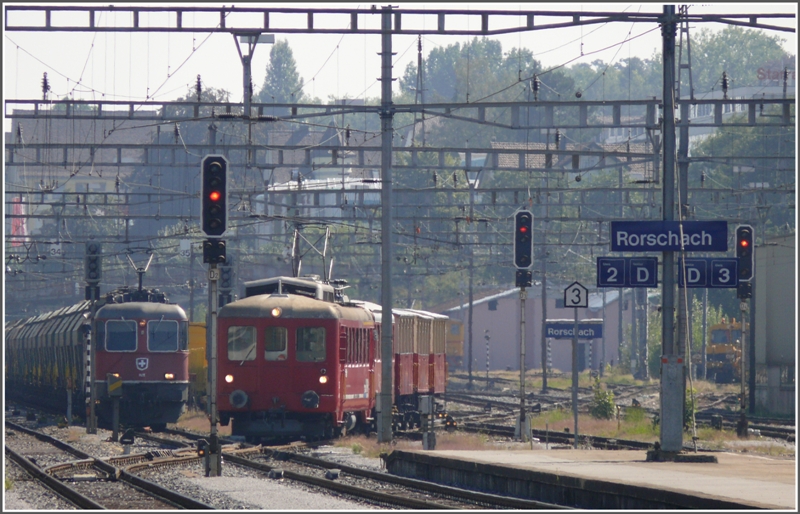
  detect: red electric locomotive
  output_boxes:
[4,286,190,429]
[216,275,449,442]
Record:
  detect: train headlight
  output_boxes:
[271,307,282,318]
[164,373,175,380]
[111,373,120,378]
[319,376,328,384]
[139,320,146,327]
[225,374,234,383]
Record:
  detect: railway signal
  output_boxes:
[201,155,228,237]
[735,225,753,281]
[219,259,234,307]
[219,264,233,292]
[84,241,102,284]
[203,239,226,264]
[513,210,533,270]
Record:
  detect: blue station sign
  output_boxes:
[678,258,739,288]
[545,320,604,340]
[610,221,728,252]
[597,256,658,288]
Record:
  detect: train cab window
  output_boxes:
[264,327,288,361]
[710,330,729,344]
[228,326,257,361]
[731,330,742,343]
[148,319,180,352]
[105,320,137,352]
[296,327,326,362]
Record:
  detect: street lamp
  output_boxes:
[465,168,481,390]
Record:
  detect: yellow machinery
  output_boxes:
[706,318,743,384]
[188,322,207,408]
[445,319,464,370]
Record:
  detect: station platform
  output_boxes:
[383,448,796,509]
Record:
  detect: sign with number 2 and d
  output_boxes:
[564,282,589,308]
[597,257,658,288]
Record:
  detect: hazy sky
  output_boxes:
[3,3,796,131]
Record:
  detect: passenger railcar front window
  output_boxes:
[148,319,180,352]
[228,326,257,361]
[105,320,137,351]
[296,327,326,362]
[264,327,288,361]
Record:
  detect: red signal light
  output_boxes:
[209,191,221,202]
[739,240,749,248]
[519,226,528,233]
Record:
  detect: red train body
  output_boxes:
[5,287,190,429]
[216,276,449,441]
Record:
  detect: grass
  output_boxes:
[175,408,232,436]
[171,371,789,460]
[177,408,208,423]
[5,477,12,491]
[323,415,794,459]
[333,432,498,459]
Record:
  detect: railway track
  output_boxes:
[5,421,213,510]
[227,447,569,510]
[447,390,795,447]
[126,425,569,509]
[457,420,654,450]
[693,411,796,440]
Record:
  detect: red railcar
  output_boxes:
[216,276,449,441]
[4,287,190,429]
[406,309,449,395]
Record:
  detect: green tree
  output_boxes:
[398,38,575,149]
[689,26,790,95]
[256,40,307,105]
[691,108,795,240]
[566,56,662,102]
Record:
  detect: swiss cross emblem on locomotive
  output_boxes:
[136,358,149,371]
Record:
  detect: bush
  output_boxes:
[589,378,616,419]
[623,406,646,423]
